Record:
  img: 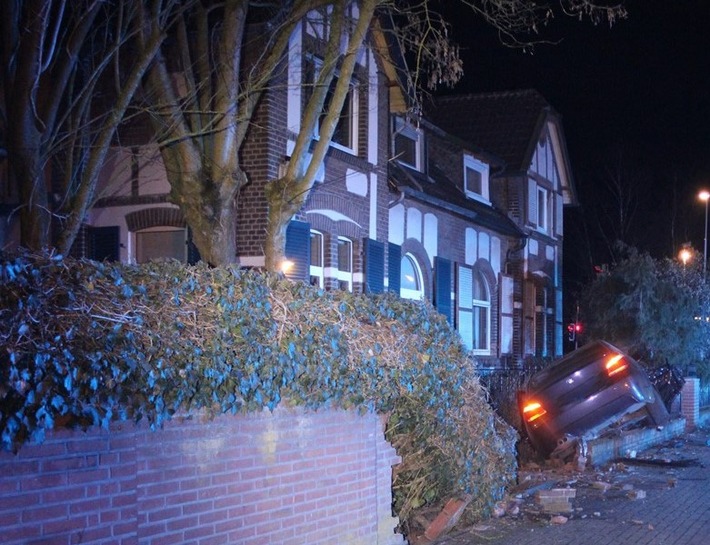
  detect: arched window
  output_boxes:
[472,271,490,351]
[400,254,424,300]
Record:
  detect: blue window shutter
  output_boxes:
[285,220,311,282]
[89,226,120,262]
[364,238,385,294]
[388,243,401,294]
[434,256,452,324]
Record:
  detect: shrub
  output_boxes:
[0,251,516,530]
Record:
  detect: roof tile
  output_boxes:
[427,90,553,173]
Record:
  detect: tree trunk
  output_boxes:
[264,177,293,272]
[8,102,51,250]
[263,0,377,272]
[168,166,247,267]
[13,147,51,251]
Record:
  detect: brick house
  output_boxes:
[427,91,578,361]
[386,114,524,366]
[0,12,577,367]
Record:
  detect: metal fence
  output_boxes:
[700,381,710,409]
[477,366,541,428]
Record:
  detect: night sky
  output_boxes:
[438,0,710,266]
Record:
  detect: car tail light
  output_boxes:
[605,353,628,377]
[522,401,547,423]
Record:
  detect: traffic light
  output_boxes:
[568,322,582,342]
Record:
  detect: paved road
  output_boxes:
[440,427,710,545]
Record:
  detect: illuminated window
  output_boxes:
[400,253,424,300]
[310,230,324,288]
[135,228,186,263]
[336,237,353,291]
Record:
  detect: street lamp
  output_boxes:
[700,190,710,279]
[679,247,691,269]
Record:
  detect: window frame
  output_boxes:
[463,155,490,202]
[309,230,324,288]
[400,253,424,300]
[537,185,552,233]
[471,270,491,354]
[303,55,359,154]
[335,236,353,292]
[393,117,424,171]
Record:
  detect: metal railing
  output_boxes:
[700,381,710,409]
[477,366,542,427]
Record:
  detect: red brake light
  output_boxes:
[605,354,628,377]
[522,401,547,423]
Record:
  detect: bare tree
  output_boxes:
[595,146,644,260]
[0,0,183,254]
[1,0,624,263]
[135,0,624,268]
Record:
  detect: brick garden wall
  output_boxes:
[0,407,404,545]
[586,417,687,467]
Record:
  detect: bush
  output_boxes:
[580,245,710,377]
[0,251,516,530]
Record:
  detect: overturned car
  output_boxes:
[518,340,675,458]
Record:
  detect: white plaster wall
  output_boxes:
[491,237,501,277]
[423,213,437,266]
[96,148,132,198]
[406,208,421,242]
[389,205,405,245]
[465,227,477,265]
[139,145,169,195]
[479,232,490,261]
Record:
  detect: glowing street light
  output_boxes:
[280,259,295,275]
[700,190,710,279]
[679,247,691,268]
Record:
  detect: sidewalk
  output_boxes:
[440,426,710,545]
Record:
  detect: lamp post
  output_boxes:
[700,190,710,279]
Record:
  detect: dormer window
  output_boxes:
[393,117,424,171]
[463,155,490,202]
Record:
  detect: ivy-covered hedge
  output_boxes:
[0,252,516,531]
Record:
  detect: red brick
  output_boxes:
[0,492,41,511]
[41,515,88,536]
[22,503,68,522]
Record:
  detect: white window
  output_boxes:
[456,264,491,354]
[303,56,359,153]
[393,117,424,171]
[400,253,424,300]
[463,155,490,202]
[335,237,353,291]
[135,228,186,263]
[309,230,324,288]
[472,271,490,352]
[537,186,552,233]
